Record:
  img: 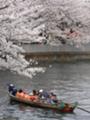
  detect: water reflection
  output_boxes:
[2,103,68,120]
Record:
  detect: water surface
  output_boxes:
[0,62,90,120]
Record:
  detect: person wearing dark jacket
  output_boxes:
[8,84,15,92]
[8,84,17,96]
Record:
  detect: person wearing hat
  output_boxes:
[8,84,17,96]
[8,84,15,93]
[39,89,49,100]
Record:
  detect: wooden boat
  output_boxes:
[9,93,77,113]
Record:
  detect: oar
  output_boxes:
[77,106,90,113]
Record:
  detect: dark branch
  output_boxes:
[0,5,9,10]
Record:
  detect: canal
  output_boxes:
[0,61,90,120]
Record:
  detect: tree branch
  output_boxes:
[0,5,9,10]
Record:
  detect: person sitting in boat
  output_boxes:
[29,89,39,96]
[12,88,17,96]
[50,92,58,104]
[32,90,37,95]
[16,89,39,102]
[39,89,50,100]
[8,84,15,93]
[18,89,23,93]
[16,89,26,97]
[8,84,17,96]
[29,89,39,102]
[16,89,24,97]
[16,89,30,101]
[30,89,38,96]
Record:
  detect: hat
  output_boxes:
[39,89,43,93]
[9,84,14,86]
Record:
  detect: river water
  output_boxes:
[0,61,90,120]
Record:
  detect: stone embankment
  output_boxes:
[21,44,90,62]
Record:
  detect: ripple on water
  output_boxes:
[0,62,90,119]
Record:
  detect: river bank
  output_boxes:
[21,44,90,62]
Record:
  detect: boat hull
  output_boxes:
[9,94,77,113]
